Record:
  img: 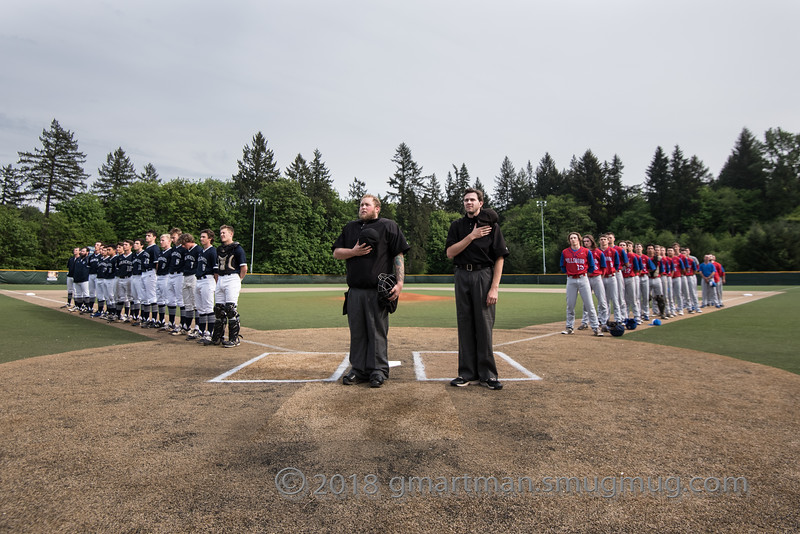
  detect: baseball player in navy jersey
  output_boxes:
[193,229,218,345]
[155,234,171,328]
[63,247,80,310]
[177,233,201,336]
[141,230,160,327]
[213,225,247,347]
[579,234,608,330]
[560,232,602,336]
[115,240,134,322]
[165,228,185,332]
[105,244,122,321]
[130,238,145,324]
[86,241,102,314]
[72,247,91,311]
[93,244,112,318]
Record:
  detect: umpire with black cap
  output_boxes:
[333,194,410,388]
[445,188,509,390]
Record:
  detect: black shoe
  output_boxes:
[342,372,365,385]
[450,377,470,387]
[369,378,383,388]
[480,378,503,390]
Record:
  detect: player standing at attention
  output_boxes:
[72,247,91,312]
[140,230,160,328]
[333,195,409,386]
[578,234,608,331]
[598,235,621,327]
[607,233,628,319]
[177,233,200,337]
[165,228,185,332]
[130,238,145,325]
[194,229,218,345]
[699,254,718,308]
[560,232,602,337]
[634,243,650,321]
[63,247,80,310]
[155,234,171,328]
[86,241,102,314]
[711,254,726,307]
[445,189,508,390]
[116,240,134,322]
[213,225,248,348]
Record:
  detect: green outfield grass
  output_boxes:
[0,293,149,364]
[1,285,797,374]
[625,287,800,375]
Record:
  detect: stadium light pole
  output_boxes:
[250,198,262,273]
[536,199,547,274]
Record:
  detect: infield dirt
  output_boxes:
[0,290,798,532]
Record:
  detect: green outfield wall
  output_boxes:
[2,270,799,286]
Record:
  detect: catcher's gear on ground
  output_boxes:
[625,318,638,330]
[377,273,398,313]
[655,295,666,318]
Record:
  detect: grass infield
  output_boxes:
[1,285,797,374]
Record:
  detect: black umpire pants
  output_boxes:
[346,287,390,381]
[454,267,498,382]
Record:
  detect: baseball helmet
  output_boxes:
[607,321,625,337]
[625,318,638,330]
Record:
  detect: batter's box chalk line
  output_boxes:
[412,351,541,382]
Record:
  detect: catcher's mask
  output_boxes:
[377,273,398,313]
[607,321,625,337]
[625,318,638,330]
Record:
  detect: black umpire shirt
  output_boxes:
[445,214,509,268]
[332,218,410,290]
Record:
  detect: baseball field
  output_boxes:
[0,284,798,532]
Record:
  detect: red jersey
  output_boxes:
[560,246,595,276]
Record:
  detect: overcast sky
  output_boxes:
[2,0,799,201]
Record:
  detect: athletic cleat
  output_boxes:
[678,311,684,316]
[561,328,574,335]
[160,322,173,332]
[449,377,471,387]
[222,337,241,348]
[696,308,702,313]
[593,328,604,337]
[186,331,200,340]
[577,324,589,330]
[170,327,183,336]
[91,311,102,318]
[642,314,649,321]
[480,378,503,390]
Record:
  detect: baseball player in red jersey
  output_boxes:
[579,234,609,329]
[560,232,602,336]
[598,235,622,326]
[712,255,726,306]
[606,233,628,319]
[635,243,650,321]
[680,247,700,313]
[659,246,675,317]
[622,240,642,323]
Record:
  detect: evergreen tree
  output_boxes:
[444,163,471,212]
[424,173,443,210]
[603,154,627,224]
[493,156,516,212]
[387,142,428,272]
[534,153,564,197]
[232,132,280,201]
[565,150,606,227]
[473,177,491,208]
[93,147,138,202]
[510,161,535,209]
[140,162,160,183]
[0,164,27,207]
[17,119,89,217]
[285,153,311,188]
[347,177,367,203]
[717,128,768,191]
[645,146,671,229]
[307,149,335,206]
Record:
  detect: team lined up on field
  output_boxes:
[63,226,248,348]
[559,232,727,336]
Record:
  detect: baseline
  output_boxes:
[412,351,541,382]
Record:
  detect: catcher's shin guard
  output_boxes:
[225,303,241,342]
[211,303,226,345]
[656,295,666,318]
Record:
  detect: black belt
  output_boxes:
[118,275,131,279]
[196,275,212,279]
[456,263,491,271]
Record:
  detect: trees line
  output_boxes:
[1,120,799,273]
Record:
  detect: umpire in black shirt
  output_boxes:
[445,188,509,390]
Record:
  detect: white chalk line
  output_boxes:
[208,352,351,383]
[412,351,541,382]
